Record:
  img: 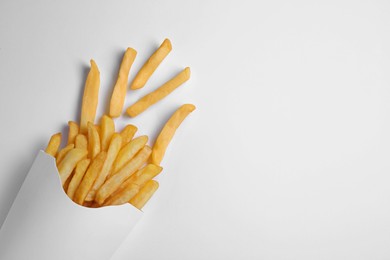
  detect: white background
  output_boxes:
[1,0,390,259]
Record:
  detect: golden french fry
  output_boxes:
[88,122,101,159]
[127,67,190,117]
[103,164,161,206]
[75,134,88,150]
[58,148,88,185]
[116,166,143,190]
[82,201,95,208]
[111,135,148,174]
[80,60,100,134]
[95,124,101,136]
[45,133,62,157]
[130,39,172,90]
[56,144,75,165]
[131,164,162,187]
[130,180,159,210]
[67,158,91,201]
[63,171,73,191]
[120,124,138,147]
[67,121,79,145]
[103,165,144,205]
[104,165,143,204]
[103,183,139,206]
[85,133,122,201]
[95,145,152,204]
[73,151,107,205]
[90,202,100,208]
[152,104,196,165]
[100,115,115,151]
[109,48,137,118]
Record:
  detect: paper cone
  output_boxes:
[0,151,142,260]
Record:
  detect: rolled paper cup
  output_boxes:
[0,151,143,260]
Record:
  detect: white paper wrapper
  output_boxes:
[0,151,143,260]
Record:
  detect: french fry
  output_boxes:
[83,201,96,208]
[100,115,115,151]
[73,151,107,205]
[63,171,73,191]
[131,164,162,187]
[56,144,75,165]
[120,124,138,147]
[130,180,159,210]
[58,148,88,185]
[67,158,91,201]
[111,135,148,174]
[67,121,79,145]
[127,67,190,117]
[87,122,101,159]
[85,133,122,201]
[103,165,143,204]
[45,133,62,157]
[103,164,161,206]
[109,48,137,118]
[103,183,139,206]
[104,165,143,204]
[130,39,172,90]
[116,166,143,191]
[152,104,196,165]
[80,60,100,134]
[95,124,101,136]
[75,134,88,150]
[95,145,152,204]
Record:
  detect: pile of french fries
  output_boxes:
[45,39,195,210]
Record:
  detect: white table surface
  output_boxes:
[1,0,390,259]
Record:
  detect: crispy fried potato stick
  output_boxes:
[130,39,172,90]
[45,133,62,157]
[56,144,75,165]
[63,171,73,191]
[102,183,137,206]
[95,146,151,204]
[103,164,161,206]
[130,180,159,210]
[73,151,107,205]
[88,122,101,159]
[103,165,143,204]
[95,124,101,136]
[85,134,122,201]
[152,104,196,165]
[116,166,143,190]
[111,135,148,175]
[109,48,137,118]
[100,115,115,151]
[127,67,190,117]
[75,134,88,150]
[120,124,137,147]
[103,165,143,205]
[131,164,162,186]
[58,148,88,185]
[83,201,96,208]
[103,183,138,206]
[67,158,90,201]
[80,60,100,134]
[67,121,79,145]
